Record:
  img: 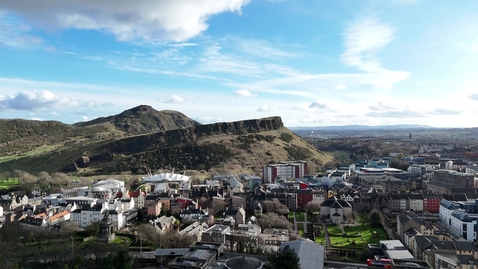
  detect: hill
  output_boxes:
[0,114,333,176]
[0,105,200,157]
[74,105,200,134]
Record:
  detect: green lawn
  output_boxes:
[327,224,388,249]
[295,212,305,222]
[0,179,19,189]
[288,212,294,222]
[312,224,388,249]
[297,223,305,237]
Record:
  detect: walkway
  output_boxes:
[293,211,309,233]
[322,223,331,247]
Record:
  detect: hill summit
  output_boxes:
[74,105,201,134]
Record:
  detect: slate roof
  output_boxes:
[440,199,460,210]
[281,240,324,269]
[457,255,476,265]
[154,248,189,257]
[454,241,477,252]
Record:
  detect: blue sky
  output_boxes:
[1,0,478,127]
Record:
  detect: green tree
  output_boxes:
[369,211,382,227]
[84,221,100,236]
[265,245,300,269]
[358,214,368,226]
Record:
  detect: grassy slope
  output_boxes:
[0,126,333,176]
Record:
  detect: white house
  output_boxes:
[450,210,477,242]
[72,202,106,228]
[105,209,125,230]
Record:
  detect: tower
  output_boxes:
[98,212,115,243]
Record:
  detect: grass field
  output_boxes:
[327,224,388,249]
[0,179,19,189]
[313,223,388,250]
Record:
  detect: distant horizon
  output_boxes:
[1,1,478,128]
[1,104,473,130]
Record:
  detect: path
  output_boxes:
[323,223,331,247]
[293,212,308,233]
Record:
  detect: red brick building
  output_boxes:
[423,195,441,213]
[296,189,313,208]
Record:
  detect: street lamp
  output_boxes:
[71,236,74,255]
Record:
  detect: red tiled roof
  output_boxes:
[49,210,70,222]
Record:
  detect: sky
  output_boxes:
[1,0,478,128]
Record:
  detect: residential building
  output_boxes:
[296,189,313,208]
[147,201,162,217]
[128,191,146,209]
[433,170,475,189]
[262,161,308,183]
[151,216,177,232]
[223,207,246,226]
[179,221,208,242]
[202,224,231,244]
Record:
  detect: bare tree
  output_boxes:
[257,213,293,230]
[262,199,289,215]
[304,201,321,213]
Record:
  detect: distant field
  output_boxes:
[0,179,19,189]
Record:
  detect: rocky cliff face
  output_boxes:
[104,117,284,154]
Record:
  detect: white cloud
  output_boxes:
[469,94,478,101]
[168,42,197,47]
[164,94,186,104]
[429,109,462,115]
[341,17,395,73]
[81,116,89,121]
[234,89,257,97]
[195,116,222,123]
[368,101,398,111]
[336,84,347,90]
[0,0,251,42]
[309,101,328,109]
[0,90,59,111]
[293,101,329,111]
[256,105,277,112]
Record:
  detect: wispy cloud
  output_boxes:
[0,14,43,47]
[235,38,295,59]
[341,18,395,73]
[256,105,277,112]
[368,101,398,111]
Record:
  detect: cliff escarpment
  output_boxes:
[105,117,284,154]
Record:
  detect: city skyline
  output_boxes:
[1,0,478,127]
